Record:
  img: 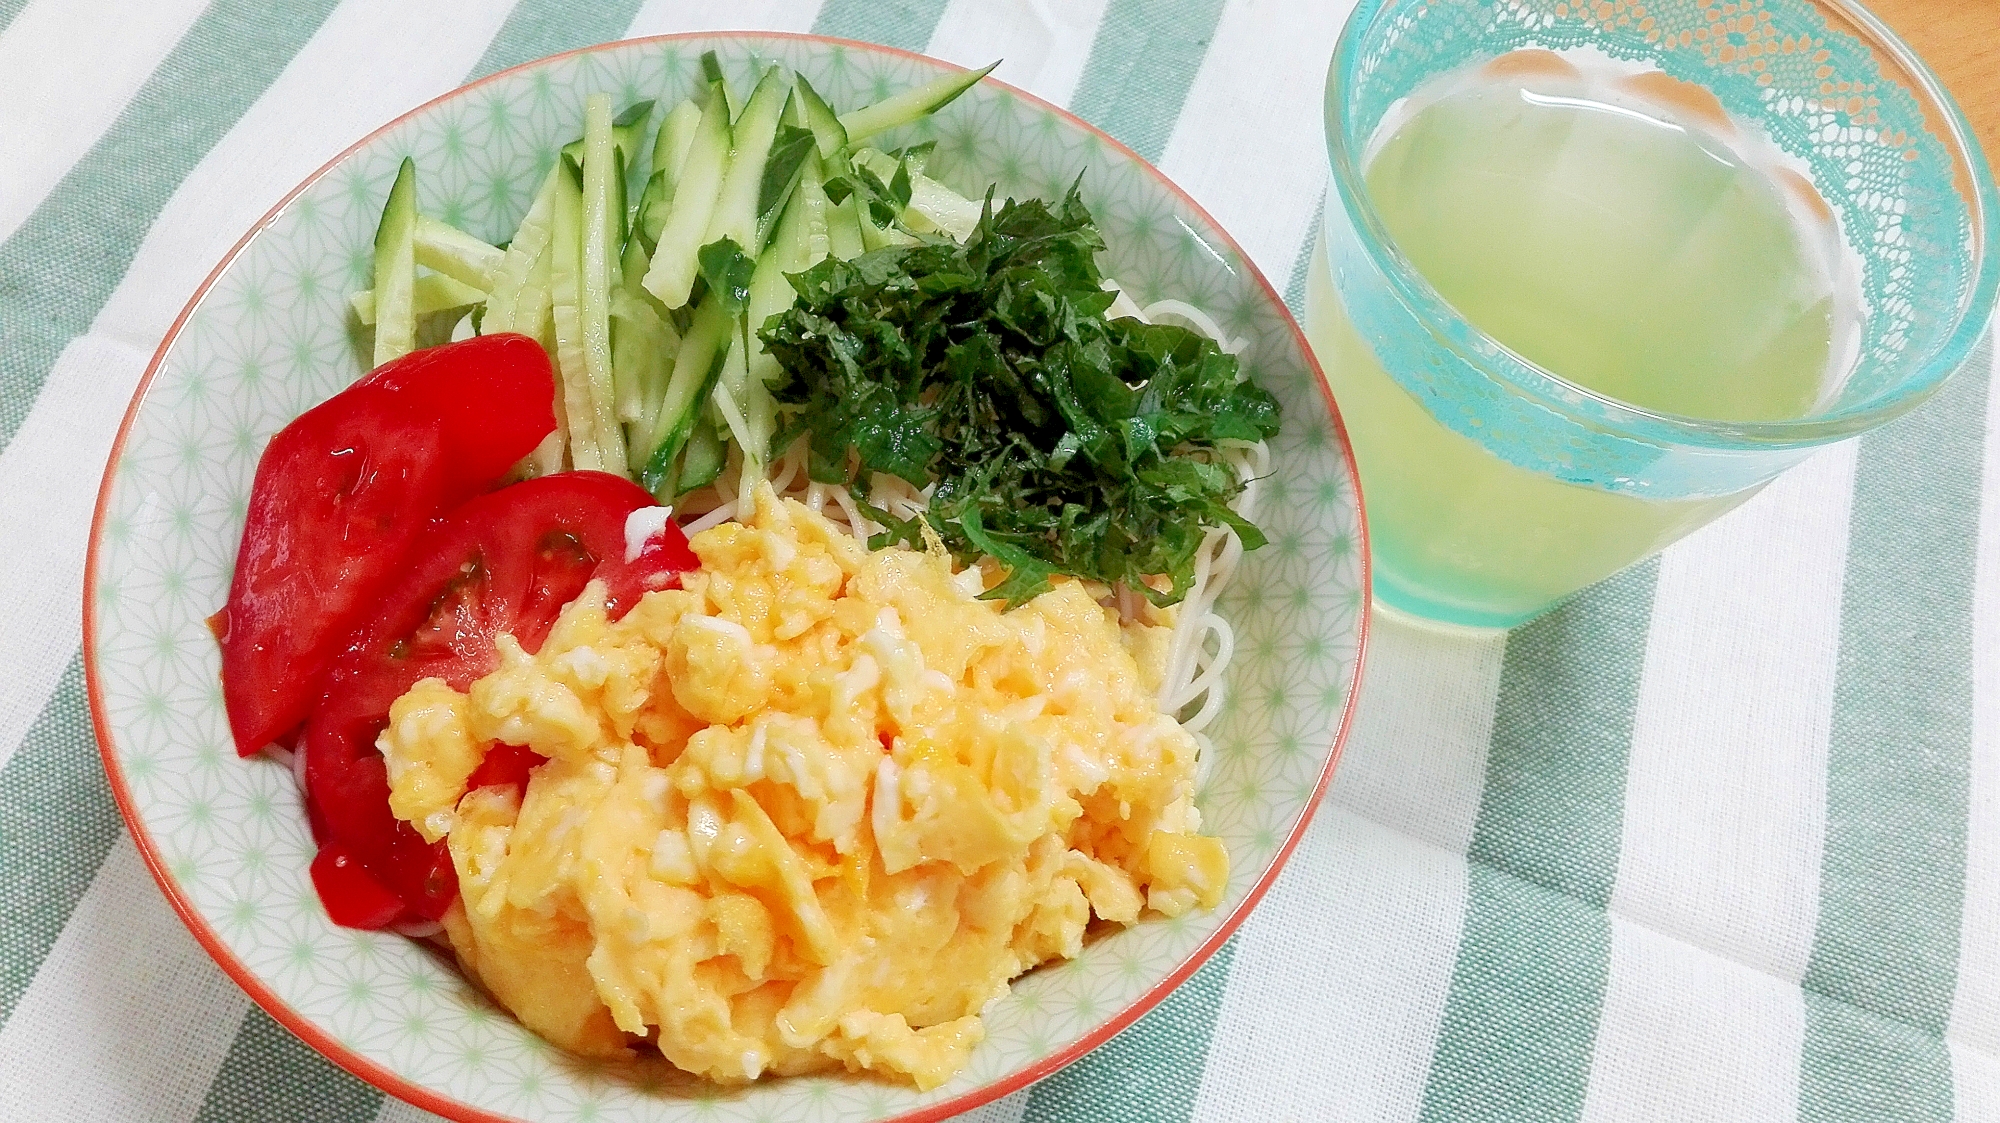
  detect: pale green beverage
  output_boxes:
[1308,50,1856,628]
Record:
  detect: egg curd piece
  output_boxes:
[376,483,1231,1091]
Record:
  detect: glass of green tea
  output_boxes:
[1312,0,1999,630]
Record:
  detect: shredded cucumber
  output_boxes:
[827,194,866,261]
[638,297,732,496]
[793,74,848,158]
[611,288,673,424]
[549,158,602,471]
[837,61,996,144]
[482,163,561,334]
[413,216,502,291]
[796,154,832,267]
[611,231,671,429]
[514,238,556,350]
[678,416,727,493]
[852,147,981,241]
[559,98,655,168]
[700,51,736,121]
[857,206,918,251]
[636,98,704,251]
[350,273,485,324]
[370,158,418,366]
[350,62,1001,485]
[641,80,732,309]
[579,94,629,475]
[905,173,982,240]
[701,67,789,257]
[709,358,757,465]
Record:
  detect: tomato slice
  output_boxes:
[303,472,697,927]
[309,845,406,930]
[463,743,547,795]
[355,333,557,502]
[216,335,558,757]
[215,387,449,756]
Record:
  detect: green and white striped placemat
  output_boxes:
[2,0,1994,1119]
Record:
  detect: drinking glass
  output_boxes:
[1310,0,1999,630]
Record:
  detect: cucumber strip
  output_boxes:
[509,237,555,344]
[612,98,656,135]
[677,417,726,494]
[610,287,673,424]
[796,154,832,268]
[700,51,735,120]
[896,138,936,177]
[729,181,818,471]
[640,79,732,309]
[580,93,629,474]
[746,184,812,357]
[837,61,997,144]
[851,146,897,179]
[708,372,754,465]
[857,206,918,251]
[621,224,674,322]
[638,296,732,495]
[847,146,974,239]
[827,194,866,261]
[350,273,486,324]
[753,123,815,252]
[559,102,653,167]
[700,68,789,256]
[740,373,779,467]
[905,173,981,241]
[413,215,503,290]
[527,367,568,476]
[634,98,705,252]
[370,157,418,366]
[482,163,561,332]
[715,318,753,415]
[527,245,567,477]
[549,159,603,471]
[634,170,668,254]
[610,144,629,244]
[618,240,680,471]
[793,74,847,158]
[652,98,704,198]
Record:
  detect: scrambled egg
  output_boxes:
[378,485,1229,1090]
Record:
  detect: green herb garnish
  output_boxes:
[762,183,1281,607]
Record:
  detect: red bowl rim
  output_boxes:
[80,29,1372,1123]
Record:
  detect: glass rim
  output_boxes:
[1324,0,2000,451]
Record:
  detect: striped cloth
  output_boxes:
[1,0,1994,1119]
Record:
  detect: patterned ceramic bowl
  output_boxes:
[83,33,1368,1123]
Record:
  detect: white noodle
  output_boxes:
[828,482,877,545]
[682,503,738,537]
[1103,279,1147,322]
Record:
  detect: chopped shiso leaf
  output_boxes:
[762,183,1281,607]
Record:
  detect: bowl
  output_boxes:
[83,32,1368,1123]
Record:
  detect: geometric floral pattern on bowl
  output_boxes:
[86,32,1367,1123]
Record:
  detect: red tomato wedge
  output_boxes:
[302,472,697,927]
[309,845,406,930]
[463,743,547,796]
[356,333,557,502]
[215,336,558,757]
[215,388,449,756]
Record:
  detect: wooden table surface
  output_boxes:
[1867,0,2000,173]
